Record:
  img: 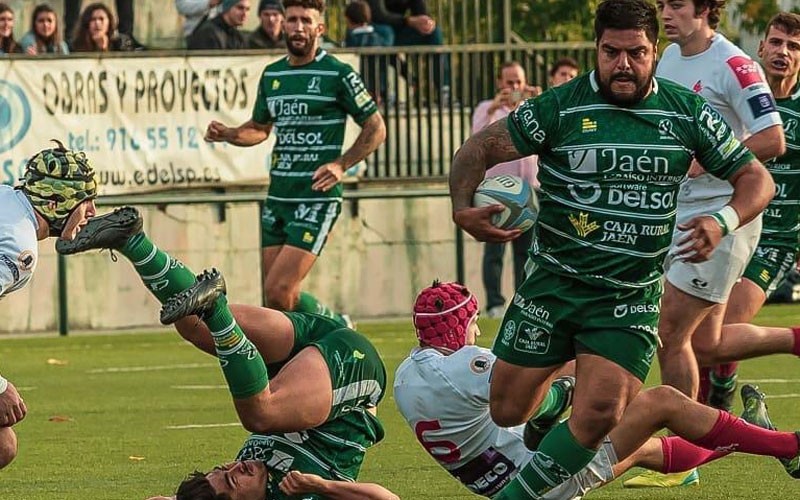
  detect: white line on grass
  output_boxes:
[742,379,800,384]
[764,393,800,399]
[166,423,241,430]
[171,385,228,390]
[87,362,216,373]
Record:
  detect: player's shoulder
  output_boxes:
[262,55,290,74]
[317,50,357,74]
[450,345,495,374]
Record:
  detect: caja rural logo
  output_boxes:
[0,80,31,154]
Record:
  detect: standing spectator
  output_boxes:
[64,1,140,50]
[176,0,222,43]
[344,1,390,103]
[204,0,386,325]
[248,0,284,49]
[473,61,541,318]
[0,3,20,54]
[20,4,69,55]
[549,57,579,87]
[366,0,450,100]
[71,3,135,52]
[187,0,250,50]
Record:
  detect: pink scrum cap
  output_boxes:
[413,280,479,351]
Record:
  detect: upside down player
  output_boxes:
[393,282,800,499]
[56,206,397,500]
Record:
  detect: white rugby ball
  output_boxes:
[472,174,539,232]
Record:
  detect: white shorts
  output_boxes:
[665,211,762,304]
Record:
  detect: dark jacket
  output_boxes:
[366,0,429,28]
[344,25,389,48]
[187,15,246,50]
[247,27,285,49]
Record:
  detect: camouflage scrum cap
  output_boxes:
[19,140,97,235]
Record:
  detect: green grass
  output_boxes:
[2,304,800,499]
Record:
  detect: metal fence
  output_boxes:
[337,42,595,180]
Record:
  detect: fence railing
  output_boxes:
[332,42,595,180]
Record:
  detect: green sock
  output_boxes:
[295,291,348,327]
[204,294,268,399]
[496,421,596,499]
[120,233,196,304]
[531,384,562,420]
[710,372,737,390]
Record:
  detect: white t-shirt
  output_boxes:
[394,345,615,498]
[657,33,782,208]
[0,185,38,298]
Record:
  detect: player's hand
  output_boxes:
[0,382,26,428]
[204,121,229,143]
[675,215,724,263]
[312,162,345,192]
[453,206,522,243]
[687,159,707,178]
[279,471,327,494]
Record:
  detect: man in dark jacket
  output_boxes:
[248,0,285,49]
[188,0,250,50]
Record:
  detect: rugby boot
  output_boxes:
[523,375,576,450]
[56,206,142,254]
[740,384,800,479]
[622,469,699,488]
[160,268,226,325]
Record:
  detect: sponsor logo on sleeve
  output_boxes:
[726,56,764,88]
[747,93,778,119]
[18,251,34,271]
[469,355,492,374]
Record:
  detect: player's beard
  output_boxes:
[287,35,316,57]
[597,67,654,107]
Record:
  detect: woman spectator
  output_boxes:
[0,3,20,54]
[20,4,69,55]
[70,2,134,52]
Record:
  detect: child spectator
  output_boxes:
[344,1,389,103]
[20,4,69,55]
[0,3,20,54]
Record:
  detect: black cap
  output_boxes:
[258,0,284,14]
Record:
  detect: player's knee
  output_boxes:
[0,429,18,470]
[265,284,297,311]
[571,399,624,444]
[489,399,529,427]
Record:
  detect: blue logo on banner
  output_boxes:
[0,80,31,154]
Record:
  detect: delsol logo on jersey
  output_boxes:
[726,56,763,88]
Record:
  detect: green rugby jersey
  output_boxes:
[252,49,378,202]
[762,84,800,250]
[508,71,754,289]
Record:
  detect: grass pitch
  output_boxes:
[1,304,800,499]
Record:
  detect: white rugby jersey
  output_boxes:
[0,185,39,298]
[657,33,782,208]
[394,345,615,498]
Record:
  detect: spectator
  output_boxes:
[344,1,390,103]
[247,0,284,49]
[20,4,69,55]
[64,1,141,50]
[187,0,249,50]
[176,0,222,44]
[472,61,541,318]
[366,0,450,100]
[70,3,135,52]
[549,57,579,87]
[0,3,20,54]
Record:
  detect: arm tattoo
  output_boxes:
[336,113,387,168]
[449,119,523,210]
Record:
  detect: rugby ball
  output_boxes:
[472,174,539,232]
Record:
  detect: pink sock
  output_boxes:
[792,327,800,357]
[714,362,738,378]
[692,411,799,459]
[660,436,730,473]
[699,367,711,404]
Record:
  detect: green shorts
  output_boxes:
[492,266,661,382]
[743,244,797,298]
[261,198,341,255]
[312,328,387,422]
